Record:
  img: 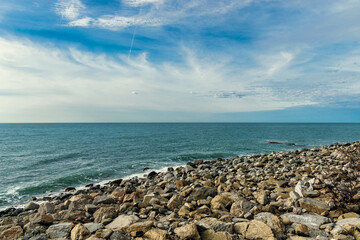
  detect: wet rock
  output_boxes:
[46,222,74,239]
[174,223,200,240]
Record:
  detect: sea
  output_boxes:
[0,123,359,210]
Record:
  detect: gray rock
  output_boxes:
[336,218,360,228]
[38,202,55,214]
[29,233,48,240]
[105,215,139,231]
[46,222,74,239]
[84,223,103,233]
[109,231,128,240]
[281,213,329,229]
[24,202,40,211]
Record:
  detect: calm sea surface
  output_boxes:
[0,123,359,209]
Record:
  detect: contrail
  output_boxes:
[128,4,143,60]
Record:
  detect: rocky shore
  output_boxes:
[1,142,360,240]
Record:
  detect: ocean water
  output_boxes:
[0,123,359,209]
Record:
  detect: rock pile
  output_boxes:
[1,142,360,240]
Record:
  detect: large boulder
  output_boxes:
[230,200,257,217]
[197,218,233,233]
[93,206,117,223]
[167,195,183,210]
[200,229,232,240]
[281,213,329,229]
[299,198,330,215]
[46,222,74,239]
[71,223,91,240]
[126,221,154,233]
[174,223,200,240]
[245,220,274,240]
[143,229,169,240]
[254,212,285,237]
[105,215,139,231]
[187,187,217,201]
[38,202,55,214]
[210,193,241,211]
[0,225,23,240]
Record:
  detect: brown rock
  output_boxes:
[299,198,330,215]
[106,215,139,231]
[338,212,360,220]
[174,224,200,240]
[245,220,274,240]
[126,221,154,233]
[167,195,183,210]
[93,206,117,223]
[295,224,309,236]
[200,230,232,240]
[253,191,268,205]
[234,222,249,235]
[143,229,168,240]
[71,223,91,240]
[0,226,23,240]
[176,180,190,189]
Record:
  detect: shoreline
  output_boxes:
[1,141,360,240]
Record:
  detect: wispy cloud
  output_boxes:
[55,0,254,29]
[55,0,85,20]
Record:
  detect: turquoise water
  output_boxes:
[0,123,359,209]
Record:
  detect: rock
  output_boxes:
[187,187,217,201]
[126,221,153,233]
[0,225,23,240]
[46,222,74,239]
[105,214,139,231]
[185,165,194,173]
[93,195,115,205]
[197,217,233,233]
[84,223,103,233]
[176,180,190,189]
[254,212,285,237]
[338,213,360,220]
[85,204,97,214]
[295,224,309,236]
[174,223,200,240]
[29,233,48,240]
[336,218,360,228]
[38,202,55,214]
[281,213,329,229]
[167,195,183,210]
[147,171,157,179]
[29,213,54,225]
[299,198,330,215]
[109,231,128,240]
[210,192,241,211]
[71,223,91,240]
[254,191,268,205]
[143,229,168,240]
[24,202,40,211]
[234,222,249,235]
[245,220,274,239]
[230,200,257,217]
[93,206,117,223]
[200,229,232,240]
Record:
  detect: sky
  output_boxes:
[0,0,360,122]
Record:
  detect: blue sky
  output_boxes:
[0,0,360,122]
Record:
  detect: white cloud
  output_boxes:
[55,0,85,20]
[55,0,254,29]
[0,36,321,122]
